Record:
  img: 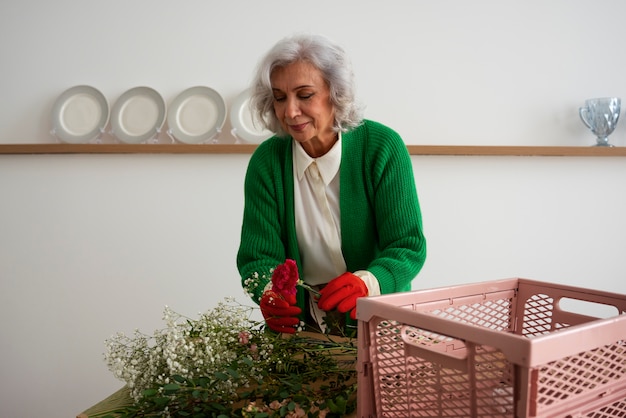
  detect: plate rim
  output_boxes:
[167,85,227,144]
[51,85,110,144]
[110,86,166,144]
[230,88,274,144]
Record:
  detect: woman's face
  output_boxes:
[270,61,336,157]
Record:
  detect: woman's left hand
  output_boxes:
[317,272,368,320]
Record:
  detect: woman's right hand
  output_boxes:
[260,290,301,334]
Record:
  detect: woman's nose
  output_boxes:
[285,97,300,118]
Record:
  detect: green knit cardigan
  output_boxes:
[237,120,426,318]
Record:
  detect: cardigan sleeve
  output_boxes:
[371,125,426,293]
[236,139,289,304]
[348,121,427,294]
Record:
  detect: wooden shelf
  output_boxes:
[0,143,257,154]
[1,143,625,156]
[406,145,626,156]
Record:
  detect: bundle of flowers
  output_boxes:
[101,261,357,417]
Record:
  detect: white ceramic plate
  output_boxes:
[110,87,166,144]
[230,88,273,143]
[51,85,109,144]
[167,86,226,144]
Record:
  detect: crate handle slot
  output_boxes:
[401,325,469,372]
[557,296,620,319]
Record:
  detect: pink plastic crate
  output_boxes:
[356,278,626,417]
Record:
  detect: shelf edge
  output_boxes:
[1,143,625,157]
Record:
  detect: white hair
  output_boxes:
[250,33,364,136]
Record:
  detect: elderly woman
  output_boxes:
[237,33,426,334]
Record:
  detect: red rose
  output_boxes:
[271,259,299,298]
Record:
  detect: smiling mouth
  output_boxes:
[289,122,308,132]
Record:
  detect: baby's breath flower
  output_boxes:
[104,291,357,416]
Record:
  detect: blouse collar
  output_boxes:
[294,132,342,185]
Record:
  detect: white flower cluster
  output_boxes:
[104,298,275,401]
[243,270,273,302]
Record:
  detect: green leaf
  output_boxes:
[277,405,286,417]
[197,376,210,388]
[226,367,240,379]
[153,396,170,407]
[163,383,180,393]
[172,374,186,383]
[142,388,158,398]
[293,394,308,404]
[214,371,229,381]
[325,399,336,411]
[333,395,347,412]
[212,403,227,412]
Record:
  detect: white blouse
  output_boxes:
[292,135,380,297]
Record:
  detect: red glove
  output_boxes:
[260,290,301,334]
[317,272,368,320]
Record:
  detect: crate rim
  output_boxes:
[357,277,626,367]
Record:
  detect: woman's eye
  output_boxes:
[273,96,286,102]
[299,93,314,100]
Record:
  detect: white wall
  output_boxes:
[1,0,625,146]
[1,1,625,417]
